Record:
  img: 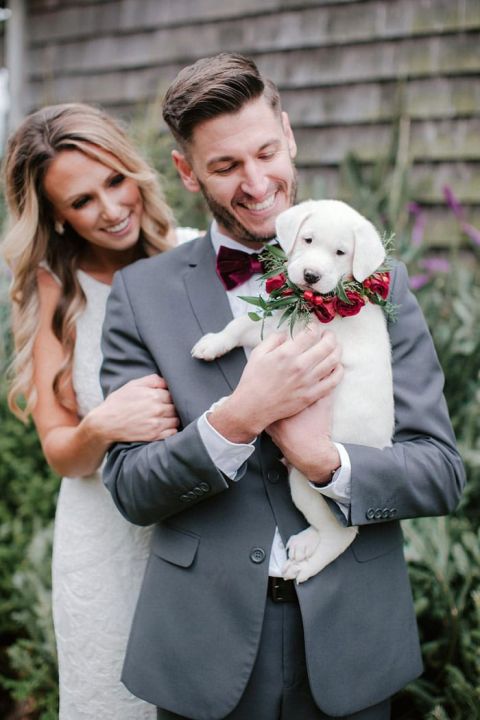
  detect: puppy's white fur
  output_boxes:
[192,200,394,582]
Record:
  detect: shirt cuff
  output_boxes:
[197,407,256,481]
[309,442,351,518]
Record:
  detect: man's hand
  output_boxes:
[208,325,342,444]
[266,392,341,485]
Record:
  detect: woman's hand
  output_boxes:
[87,374,179,444]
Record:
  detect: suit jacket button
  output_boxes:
[382,508,390,519]
[389,508,397,517]
[180,494,190,503]
[267,469,279,483]
[374,508,383,520]
[198,482,210,492]
[366,508,375,520]
[187,491,196,500]
[250,547,266,564]
[193,487,203,497]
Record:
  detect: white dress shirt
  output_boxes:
[197,221,352,576]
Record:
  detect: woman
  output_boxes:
[2,103,187,719]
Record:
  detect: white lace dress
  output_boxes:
[51,269,156,719]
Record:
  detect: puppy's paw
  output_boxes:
[286,526,320,562]
[191,333,232,361]
[291,559,318,585]
[282,560,302,581]
[282,557,315,584]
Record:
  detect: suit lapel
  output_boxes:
[183,231,247,392]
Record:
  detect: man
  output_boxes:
[101,53,465,720]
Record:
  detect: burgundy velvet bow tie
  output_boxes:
[215,245,267,291]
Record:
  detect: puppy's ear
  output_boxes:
[275,201,316,255]
[352,218,385,281]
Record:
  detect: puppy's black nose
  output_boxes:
[304,269,320,285]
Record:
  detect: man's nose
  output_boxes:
[240,162,269,199]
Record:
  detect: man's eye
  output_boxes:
[214,165,235,175]
[336,249,346,256]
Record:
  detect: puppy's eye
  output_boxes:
[303,237,313,244]
[336,249,346,256]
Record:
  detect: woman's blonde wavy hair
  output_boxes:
[2,102,174,421]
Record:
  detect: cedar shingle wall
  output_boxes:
[26,0,480,241]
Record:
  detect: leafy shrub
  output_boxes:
[0,377,59,719]
[131,101,210,231]
[0,258,59,717]
[2,523,59,720]
[341,125,480,719]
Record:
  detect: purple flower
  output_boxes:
[443,185,464,220]
[412,215,426,247]
[461,222,480,246]
[409,273,431,291]
[419,257,450,273]
[409,202,426,246]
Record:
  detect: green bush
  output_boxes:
[341,126,480,719]
[0,260,59,718]
[0,382,59,718]
[131,101,210,231]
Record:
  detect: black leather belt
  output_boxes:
[267,576,298,603]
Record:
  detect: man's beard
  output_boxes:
[198,172,298,245]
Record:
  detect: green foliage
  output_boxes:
[2,524,59,719]
[399,518,480,719]
[0,227,60,715]
[0,292,59,718]
[341,115,412,241]
[130,99,210,231]
[341,121,480,720]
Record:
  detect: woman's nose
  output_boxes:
[99,194,122,222]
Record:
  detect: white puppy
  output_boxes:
[192,200,394,582]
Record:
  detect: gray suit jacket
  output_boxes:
[101,231,465,719]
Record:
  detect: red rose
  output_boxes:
[363,272,390,300]
[265,273,286,294]
[281,288,294,297]
[312,294,337,323]
[336,290,365,317]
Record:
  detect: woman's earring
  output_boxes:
[54,221,65,235]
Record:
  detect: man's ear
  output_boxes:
[172,150,201,193]
[281,111,297,160]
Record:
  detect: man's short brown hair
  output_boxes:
[162,53,281,149]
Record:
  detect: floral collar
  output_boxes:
[240,243,396,333]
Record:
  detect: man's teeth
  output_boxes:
[106,216,130,233]
[243,194,275,212]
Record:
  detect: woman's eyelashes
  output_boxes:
[109,173,125,187]
[71,175,125,210]
[72,195,90,210]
